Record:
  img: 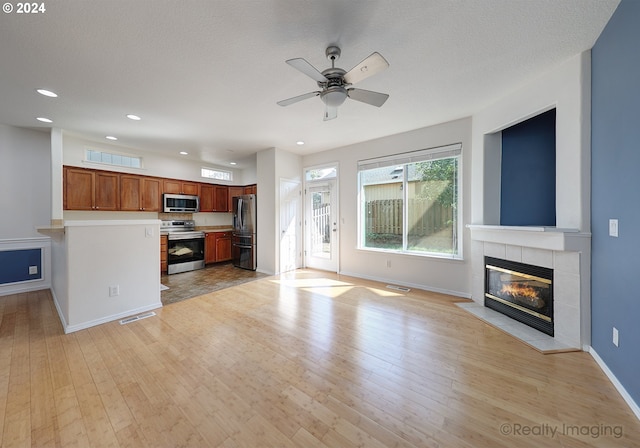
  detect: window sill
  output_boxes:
[357,246,464,262]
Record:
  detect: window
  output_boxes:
[201,167,232,181]
[358,143,461,258]
[305,166,337,181]
[86,149,142,168]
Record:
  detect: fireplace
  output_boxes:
[484,257,553,336]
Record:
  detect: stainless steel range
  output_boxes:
[160,220,205,274]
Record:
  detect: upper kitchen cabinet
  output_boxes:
[244,184,257,195]
[64,166,119,210]
[120,175,162,212]
[163,179,199,195]
[227,186,244,212]
[200,184,229,212]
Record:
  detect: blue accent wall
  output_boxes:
[592,0,640,405]
[0,249,42,284]
[500,109,556,226]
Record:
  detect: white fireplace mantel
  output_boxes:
[467,225,590,252]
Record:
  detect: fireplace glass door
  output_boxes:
[485,257,553,335]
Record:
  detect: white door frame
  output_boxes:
[303,164,339,272]
[279,178,301,274]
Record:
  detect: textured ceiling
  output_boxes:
[0,0,619,168]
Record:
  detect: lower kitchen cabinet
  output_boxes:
[215,232,232,261]
[205,232,217,264]
[160,235,168,273]
[205,231,232,263]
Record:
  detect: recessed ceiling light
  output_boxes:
[126,114,141,120]
[229,162,237,165]
[106,136,118,141]
[296,141,305,145]
[36,117,53,123]
[36,89,58,98]
[179,151,188,155]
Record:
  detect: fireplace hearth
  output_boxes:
[484,257,553,336]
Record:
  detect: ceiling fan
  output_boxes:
[277,46,389,121]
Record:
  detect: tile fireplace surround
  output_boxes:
[468,225,591,352]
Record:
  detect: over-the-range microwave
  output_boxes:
[163,193,200,213]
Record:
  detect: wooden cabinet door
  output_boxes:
[214,186,228,212]
[163,179,182,194]
[164,179,199,195]
[181,182,199,195]
[64,167,94,210]
[243,184,257,195]
[94,171,119,210]
[120,175,142,211]
[160,235,168,273]
[228,186,244,212]
[200,184,215,212]
[141,177,161,211]
[205,233,217,264]
[215,234,232,261]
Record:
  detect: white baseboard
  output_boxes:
[63,302,163,334]
[338,270,471,299]
[589,346,640,421]
[0,278,52,297]
[50,287,68,331]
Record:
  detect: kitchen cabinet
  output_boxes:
[215,231,232,261]
[205,232,217,263]
[243,184,257,195]
[160,235,168,273]
[64,167,119,210]
[227,186,244,212]
[120,175,162,211]
[200,184,229,212]
[163,179,199,195]
[205,231,232,263]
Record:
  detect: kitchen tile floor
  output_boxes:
[160,262,268,306]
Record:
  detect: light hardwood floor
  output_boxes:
[1,269,638,447]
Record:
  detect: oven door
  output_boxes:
[167,234,205,274]
[232,234,256,271]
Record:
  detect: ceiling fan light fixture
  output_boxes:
[320,87,347,107]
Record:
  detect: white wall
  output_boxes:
[471,51,591,231]
[62,134,246,186]
[0,124,51,238]
[55,220,161,333]
[256,147,302,275]
[302,117,473,297]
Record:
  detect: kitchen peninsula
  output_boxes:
[38,219,161,333]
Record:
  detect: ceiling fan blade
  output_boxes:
[277,91,320,107]
[285,58,328,83]
[348,88,389,107]
[344,52,389,85]
[323,106,338,121]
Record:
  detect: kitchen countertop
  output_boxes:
[196,226,234,232]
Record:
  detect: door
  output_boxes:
[305,180,338,272]
[280,178,301,273]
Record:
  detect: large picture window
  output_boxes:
[358,143,461,258]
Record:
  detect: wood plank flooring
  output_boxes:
[1,269,638,447]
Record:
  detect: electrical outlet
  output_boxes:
[145,226,154,238]
[613,327,619,347]
[28,265,38,275]
[609,219,619,237]
[109,285,120,297]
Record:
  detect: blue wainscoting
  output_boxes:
[0,248,42,284]
[0,237,51,296]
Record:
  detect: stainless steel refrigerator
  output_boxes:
[232,194,257,270]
